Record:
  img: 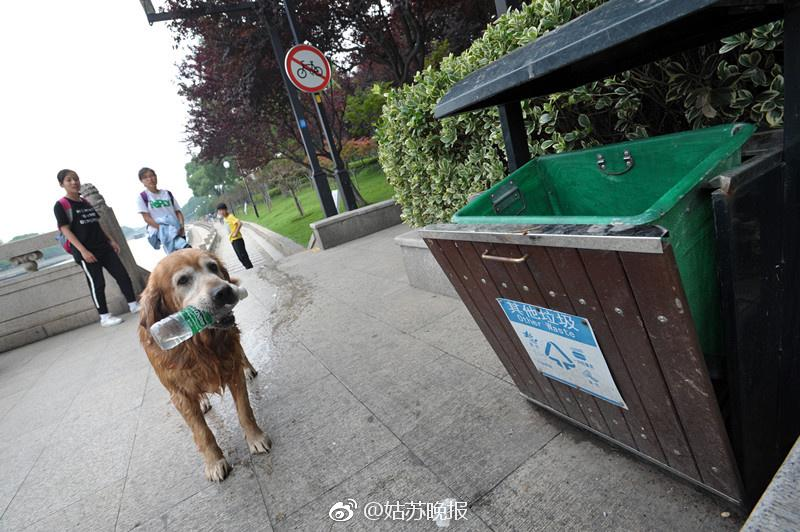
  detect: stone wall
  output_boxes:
[0,183,146,353]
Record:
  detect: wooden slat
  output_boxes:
[546,246,654,454]
[427,239,547,404]
[517,244,616,435]
[621,246,742,500]
[476,243,579,414]
[466,242,587,424]
[448,240,564,410]
[580,249,701,479]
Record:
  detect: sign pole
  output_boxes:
[261,14,338,217]
[282,0,359,211]
[140,2,339,218]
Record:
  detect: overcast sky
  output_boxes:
[0,1,194,242]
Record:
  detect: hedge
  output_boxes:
[377,1,783,227]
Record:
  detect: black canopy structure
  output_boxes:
[434,0,783,119]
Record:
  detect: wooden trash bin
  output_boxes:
[417,124,762,505]
[424,0,796,508]
[421,223,743,503]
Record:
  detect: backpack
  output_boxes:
[55,196,76,253]
[140,189,175,209]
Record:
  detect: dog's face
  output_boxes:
[140,249,242,331]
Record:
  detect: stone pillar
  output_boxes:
[9,251,44,272]
[80,183,147,295]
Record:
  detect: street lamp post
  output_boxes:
[224,159,260,218]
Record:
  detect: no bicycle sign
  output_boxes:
[285,44,331,93]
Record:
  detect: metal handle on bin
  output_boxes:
[481,250,529,263]
[597,150,634,176]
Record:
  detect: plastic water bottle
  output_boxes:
[149,306,216,350]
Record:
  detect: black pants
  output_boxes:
[231,238,253,269]
[77,247,136,315]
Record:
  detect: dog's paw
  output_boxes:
[244,367,258,380]
[199,396,212,414]
[247,432,272,455]
[204,458,231,482]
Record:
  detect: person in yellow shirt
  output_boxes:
[216,203,253,269]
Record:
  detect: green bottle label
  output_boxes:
[178,306,215,335]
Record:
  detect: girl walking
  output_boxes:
[54,169,140,326]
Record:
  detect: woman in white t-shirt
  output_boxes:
[136,167,189,253]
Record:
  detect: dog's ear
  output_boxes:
[139,286,168,330]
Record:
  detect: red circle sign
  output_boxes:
[285,44,331,93]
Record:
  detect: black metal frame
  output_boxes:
[494,0,531,172]
[140,1,257,23]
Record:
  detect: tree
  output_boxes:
[182,195,217,221]
[344,83,388,137]
[264,158,307,216]
[303,0,496,85]
[165,0,497,177]
[185,158,237,197]
[252,169,275,213]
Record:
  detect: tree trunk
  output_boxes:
[289,187,305,217]
[261,185,272,212]
[352,183,367,208]
[344,164,368,208]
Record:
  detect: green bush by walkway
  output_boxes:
[377,1,783,227]
[237,162,394,245]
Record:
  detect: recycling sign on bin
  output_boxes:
[497,298,627,409]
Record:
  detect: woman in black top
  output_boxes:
[54,169,139,326]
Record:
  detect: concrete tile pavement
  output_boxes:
[0,223,743,531]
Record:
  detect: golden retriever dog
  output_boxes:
[138,248,271,481]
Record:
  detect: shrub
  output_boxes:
[340,137,378,162]
[344,84,389,137]
[377,2,783,227]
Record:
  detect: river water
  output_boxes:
[127,237,165,272]
[0,227,204,282]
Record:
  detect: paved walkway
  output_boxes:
[0,224,743,531]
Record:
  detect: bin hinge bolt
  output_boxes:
[522,285,530,292]
[657,315,668,323]
[463,275,468,280]
[578,298,587,305]
[501,282,508,288]
[481,278,487,284]
[614,307,624,315]
[548,291,556,297]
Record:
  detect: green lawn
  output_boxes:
[236,162,395,245]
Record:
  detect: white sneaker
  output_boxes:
[128,301,141,313]
[100,315,123,327]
